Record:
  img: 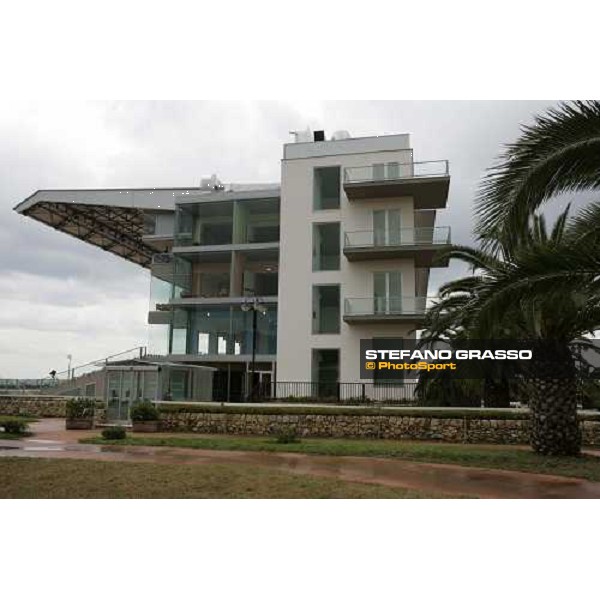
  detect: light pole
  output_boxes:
[241,297,267,402]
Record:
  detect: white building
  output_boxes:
[278,131,450,392]
[14,129,450,403]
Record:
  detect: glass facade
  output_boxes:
[234,198,280,243]
[175,198,279,246]
[175,201,234,246]
[149,273,172,310]
[169,305,277,356]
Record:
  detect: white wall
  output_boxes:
[277,139,423,383]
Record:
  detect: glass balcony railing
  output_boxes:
[344,160,449,184]
[344,227,451,248]
[344,296,429,317]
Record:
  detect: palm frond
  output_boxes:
[475,101,600,241]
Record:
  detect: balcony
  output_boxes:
[343,296,428,325]
[343,227,451,267]
[343,160,450,208]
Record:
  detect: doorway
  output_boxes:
[373,209,402,246]
[312,349,339,398]
[105,368,159,421]
[374,271,403,314]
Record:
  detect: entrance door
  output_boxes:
[312,349,339,398]
[106,370,159,421]
[106,371,134,422]
[106,371,121,421]
[374,271,403,314]
[373,209,402,246]
[250,370,272,400]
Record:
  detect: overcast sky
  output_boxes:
[0,100,569,378]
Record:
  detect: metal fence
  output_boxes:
[0,379,59,394]
[211,381,419,406]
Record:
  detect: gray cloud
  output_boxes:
[0,100,573,377]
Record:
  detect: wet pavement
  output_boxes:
[2,419,600,498]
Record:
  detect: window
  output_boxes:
[314,166,340,210]
[373,271,403,314]
[199,272,230,297]
[373,209,402,246]
[313,222,340,271]
[312,285,340,334]
[171,328,188,354]
[197,333,209,355]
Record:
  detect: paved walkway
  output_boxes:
[2,419,600,498]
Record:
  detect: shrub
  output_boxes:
[102,426,126,440]
[65,398,95,419]
[274,426,299,444]
[0,417,29,435]
[130,401,159,422]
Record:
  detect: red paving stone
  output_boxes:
[2,419,600,499]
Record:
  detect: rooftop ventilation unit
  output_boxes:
[332,130,351,140]
[200,174,224,191]
[289,127,313,143]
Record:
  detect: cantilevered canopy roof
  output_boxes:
[13,184,280,269]
[13,188,184,268]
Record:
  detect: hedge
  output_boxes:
[155,403,536,420]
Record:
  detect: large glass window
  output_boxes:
[243,268,278,296]
[373,209,402,246]
[314,167,340,210]
[312,285,340,334]
[234,198,280,243]
[149,274,172,310]
[374,271,403,313]
[174,305,278,357]
[170,309,190,354]
[199,272,230,297]
[175,202,233,246]
[173,256,192,298]
[313,222,340,271]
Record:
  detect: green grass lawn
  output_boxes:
[0,457,450,499]
[84,434,600,482]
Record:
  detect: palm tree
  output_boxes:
[419,246,522,409]
[451,100,600,455]
[424,209,600,455]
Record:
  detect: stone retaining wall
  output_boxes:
[160,410,600,446]
[0,396,105,423]
[3,395,600,446]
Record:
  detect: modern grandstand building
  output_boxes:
[14,129,451,407]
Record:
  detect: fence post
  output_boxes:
[361,383,366,403]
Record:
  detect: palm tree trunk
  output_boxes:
[483,378,510,408]
[528,346,581,456]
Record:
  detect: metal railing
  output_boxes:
[344,227,451,248]
[344,160,449,184]
[344,296,429,317]
[0,379,59,394]
[0,346,149,394]
[235,381,419,405]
